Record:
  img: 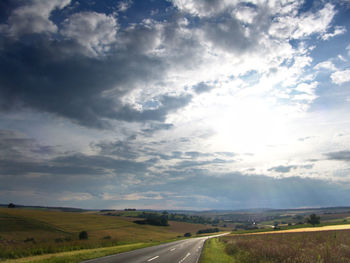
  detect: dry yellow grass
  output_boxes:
[237,224,350,236]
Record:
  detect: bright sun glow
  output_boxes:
[210,97,292,153]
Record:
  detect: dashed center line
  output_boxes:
[179,252,191,263]
[147,256,159,261]
[170,248,176,251]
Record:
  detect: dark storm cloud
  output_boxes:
[203,17,254,53]
[0,36,189,128]
[173,158,234,169]
[53,153,148,174]
[146,171,350,209]
[268,165,298,173]
[0,4,195,129]
[325,150,350,161]
[93,140,139,159]
[0,159,105,176]
[115,94,192,122]
[268,164,314,173]
[184,151,212,158]
[1,131,349,209]
[156,151,183,161]
[0,130,56,160]
[192,82,214,94]
[0,130,149,181]
[141,123,174,135]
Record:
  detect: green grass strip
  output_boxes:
[200,238,234,263]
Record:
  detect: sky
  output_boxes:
[0,0,350,210]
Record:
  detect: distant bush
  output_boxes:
[55,238,64,243]
[102,235,111,240]
[24,237,35,243]
[184,232,192,237]
[134,213,168,226]
[307,214,320,226]
[8,203,15,208]
[197,228,220,234]
[79,231,88,240]
[235,224,258,231]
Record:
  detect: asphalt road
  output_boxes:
[82,234,225,263]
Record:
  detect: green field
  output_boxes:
[0,208,221,261]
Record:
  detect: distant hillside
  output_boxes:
[0,203,89,212]
[0,207,224,260]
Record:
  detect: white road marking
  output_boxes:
[179,252,191,263]
[147,256,159,261]
[170,248,176,251]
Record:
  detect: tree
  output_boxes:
[79,231,88,240]
[8,203,15,208]
[184,232,191,237]
[307,214,320,226]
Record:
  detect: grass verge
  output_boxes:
[1,242,159,263]
[200,238,234,263]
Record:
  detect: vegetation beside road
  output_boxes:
[202,229,350,263]
[1,242,156,263]
[200,238,234,263]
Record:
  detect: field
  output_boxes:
[201,228,350,263]
[3,206,350,262]
[0,208,221,261]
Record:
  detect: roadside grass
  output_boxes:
[200,238,234,263]
[1,242,156,263]
[0,208,221,260]
[221,229,350,263]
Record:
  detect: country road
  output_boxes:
[81,234,227,263]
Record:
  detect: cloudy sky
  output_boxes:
[1,0,350,210]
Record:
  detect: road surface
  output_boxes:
[82,234,225,263]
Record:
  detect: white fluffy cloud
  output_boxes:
[292,3,336,39]
[269,3,337,40]
[322,25,346,40]
[61,12,118,56]
[1,0,71,38]
[117,0,133,12]
[331,69,350,85]
[314,61,337,71]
